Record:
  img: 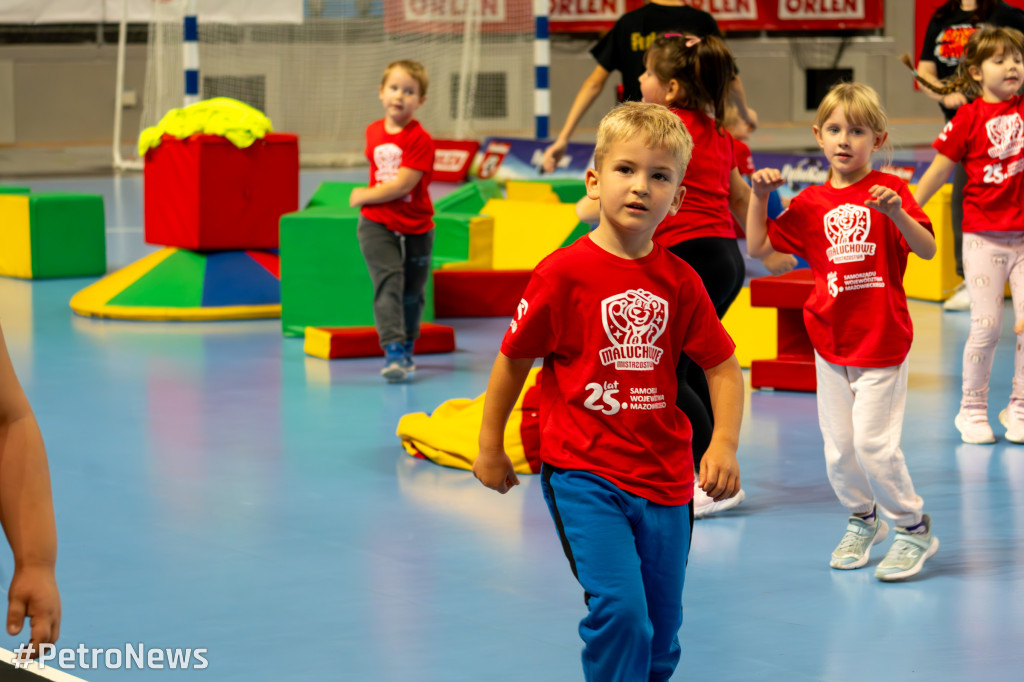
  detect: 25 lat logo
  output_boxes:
[584,380,620,415]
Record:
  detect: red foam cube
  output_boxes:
[433,269,532,318]
[144,133,299,250]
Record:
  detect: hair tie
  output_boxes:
[663,33,682,38]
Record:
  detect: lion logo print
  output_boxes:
[824,204,876,263]
[986,113,1024,160]
[599,289,667,370]
[373,143,403,184]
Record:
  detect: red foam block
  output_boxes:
[305,322,456,359]
[433,269,532,318]
[749,269,816,392]
[144,133,299,250]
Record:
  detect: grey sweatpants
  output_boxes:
[356,216,434,349]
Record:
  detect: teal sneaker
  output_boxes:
[830,512,889,570]
[381,343,408,383]
[875,515,939,582]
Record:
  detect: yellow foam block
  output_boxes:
[481,198,582,270]
[303,326,333,359]
[506,181,560,203]
[439,215,495,271]
[905,184,960,302]
[0,195,33,278]
[721,287,777,369]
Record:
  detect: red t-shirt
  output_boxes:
[654,108,737,247]
[933,95,1024,233]
[500,235,736,506]
[732,137,755,237]
[766,170,933,368]
[360,119,435,234]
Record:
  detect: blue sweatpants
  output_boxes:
[541,465,690,682]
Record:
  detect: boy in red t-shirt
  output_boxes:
[350,60,435,382]
[473,102,743,682]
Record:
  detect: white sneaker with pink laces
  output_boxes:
[955,408,996,444]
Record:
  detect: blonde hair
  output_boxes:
[909,26,1024,99]
[644,34,736,131]
[814,82,892,167]
[381,60,429,97]
[594,102,694,177]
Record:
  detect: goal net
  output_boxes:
[119,0,536,168]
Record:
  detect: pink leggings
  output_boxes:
[961,231,1024,410]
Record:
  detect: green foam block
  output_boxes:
[279,207,434,337]
[29,193,106,278]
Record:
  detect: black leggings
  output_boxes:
[667,237,745,471]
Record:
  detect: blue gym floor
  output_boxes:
[1,169,1023,681]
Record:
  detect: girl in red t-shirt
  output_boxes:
[638,34,795,516]
[913,27,1024,445]
[747,82,939,582]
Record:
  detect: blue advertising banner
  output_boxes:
[751,152,935,199]
[470,137,593,183]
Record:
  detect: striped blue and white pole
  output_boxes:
[533,0,549,140]
[183,2,199,105]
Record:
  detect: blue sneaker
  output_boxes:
[381,343,407,382]
[402,341,416,374]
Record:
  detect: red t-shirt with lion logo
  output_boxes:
[361,119,435,234]
[766,170,932,368]
[933,95,1024,233]
[500,235,735,506]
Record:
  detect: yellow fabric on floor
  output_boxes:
[138,97,275,156]
[396,368,541,474]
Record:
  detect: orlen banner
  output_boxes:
[552,0,884,34]
[384,0,532,33]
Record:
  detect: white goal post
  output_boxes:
[113,0,538,170]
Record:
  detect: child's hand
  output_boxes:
[349,188,366,208]
[473,448,520,494]
[750,168,785,198]
[865,185,902,217]
[699,444,741,502]
[7,563,61,656]
[760,251,798,275]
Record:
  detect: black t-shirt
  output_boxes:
[919,1,1024,119]
[590,4,721,103]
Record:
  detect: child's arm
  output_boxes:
[576,195,600,224]
[474,352,536,494]
[746,168,786,259]
[349,168,425,208]
[730,170,796,274]
[541,65,611,174]
[866,185,937,260]
[0,327,60,654]
[728,75,758,131]
[700,354,744,501]
[912,153,957,210]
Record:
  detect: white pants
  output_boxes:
[815,353,924,527]
[961,230,1024,410]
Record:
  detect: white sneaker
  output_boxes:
[943,282,970,311]
[999,400,1024,443]
[955,408,996,444]
[693,481,746,519]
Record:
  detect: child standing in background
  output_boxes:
[911,27,1024,444]
[350,60,435,383]
[475,102,743,681]
[747,82,939,581]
